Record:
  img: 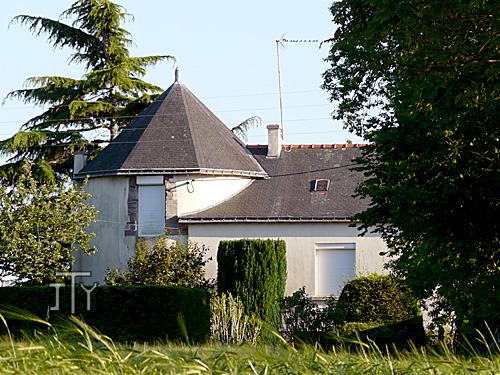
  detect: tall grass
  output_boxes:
[0,309,499,374]
[210,292,262,345]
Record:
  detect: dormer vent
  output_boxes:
[313,179,330,192]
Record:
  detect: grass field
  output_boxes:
[0,315,499,374]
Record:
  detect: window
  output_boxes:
[316,243,355,296]
[137,176,165,237]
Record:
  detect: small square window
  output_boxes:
[313,179,330,192]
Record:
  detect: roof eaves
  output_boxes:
[74,167,269,180]
[178,216,354,223]
[247,144,371,149]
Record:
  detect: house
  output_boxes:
[73,68,387,297]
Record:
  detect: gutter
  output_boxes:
[178,216,355,224]
[74,167,269,180]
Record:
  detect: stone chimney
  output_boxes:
[267,124,282,158]
[73,151,88,176]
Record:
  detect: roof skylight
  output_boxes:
[313,179,330,192]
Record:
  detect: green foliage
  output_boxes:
[210,292,263,345]
[337,275,420,325]
[279,287,340,343]
[0,285,210,343]
[217,239,287,336]
[230,116,262,143]
[334,275,425,348]
[323,0,500,336]
[1,0,174,183]
[0,322,499,374]
[0,161,97,285]
[105,234,211,288]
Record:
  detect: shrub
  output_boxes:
[217,239,287,336]
[279,287,340,343]
[210,292,262,345]
[337,274,420,324]
[335,274,425,347]
[106,234,211,288]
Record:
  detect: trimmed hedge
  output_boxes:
[337,275,420,324]
[0,286,210,343]
[336,275,425,347]
[217,239,287,335]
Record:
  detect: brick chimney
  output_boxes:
[267,124,281,158]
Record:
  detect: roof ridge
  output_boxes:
[246,144,370,149]
[178,83,201,168]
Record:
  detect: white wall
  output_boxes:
[73,176,136,284]
[75,175,388,295]
[188,222,388,297]
[172,175,252,216]
[74,174,253,284]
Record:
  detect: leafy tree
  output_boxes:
[1,0,174,183]
[323,0,500,336]
[105,234,211,288]
[0,161,98,285]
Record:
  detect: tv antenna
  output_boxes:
[276,37,319,140]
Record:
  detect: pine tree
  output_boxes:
[1,0,174,183]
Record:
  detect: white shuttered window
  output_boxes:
[316,243,356,296]
[138,179,165,237]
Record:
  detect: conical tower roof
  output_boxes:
[75,69,267,179]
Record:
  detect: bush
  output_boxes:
[106,234,211,288]
[335,275,425,347]
[337,274,420,324]
[279,287,340,343]
[217,239,287,336]
[0,286,210,343]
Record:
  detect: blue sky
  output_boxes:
[0,0,364,164]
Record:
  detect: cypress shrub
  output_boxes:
[0,286,210,343]
[217,239,287,335]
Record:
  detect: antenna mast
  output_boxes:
[275,38,319,141]
[276,38,285,140]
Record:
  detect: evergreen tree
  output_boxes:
[1,0,174,183]
[218,239,287,340]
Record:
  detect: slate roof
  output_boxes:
[180,144,370,222]
[74,73,266,179]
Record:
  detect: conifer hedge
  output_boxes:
[0,286,210,343]
[217,239,287,335]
